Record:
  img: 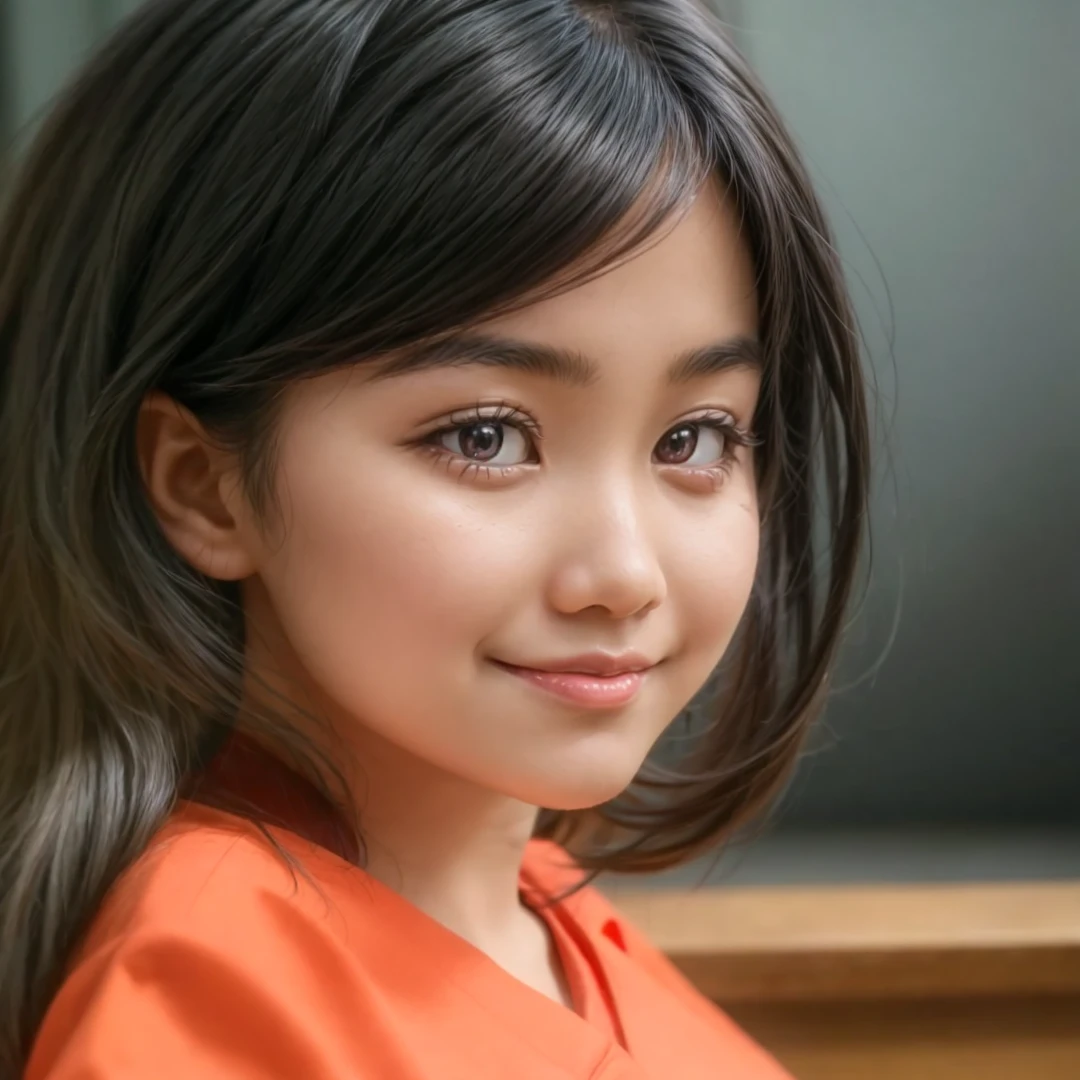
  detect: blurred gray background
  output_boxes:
[2,0,1077,880]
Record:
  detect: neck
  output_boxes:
[342,730,571,1008]
[343,722,541,951]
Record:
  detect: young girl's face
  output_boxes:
[237,185,761,810]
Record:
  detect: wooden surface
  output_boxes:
[607,882,1080,1079]
[607,881,1080,1002]
[724,996,1080,1080]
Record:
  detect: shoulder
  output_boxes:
[27,805,380,1080]
[76,802,354,962]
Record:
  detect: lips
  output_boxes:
[492,653,657,709]
[503,652,656,677]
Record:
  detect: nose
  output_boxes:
[545,489,667,620]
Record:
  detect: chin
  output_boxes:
[538,786,628,813]
[499,747,646,812]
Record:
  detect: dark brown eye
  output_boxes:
[654,423,728,467]
[457,422,503,461]
[438,421,531,465]
[655,425,699,465]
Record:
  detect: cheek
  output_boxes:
[669,495,760,663]
[253,446,526,697]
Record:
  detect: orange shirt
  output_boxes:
[27,748,791,1079]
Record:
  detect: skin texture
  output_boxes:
[139,183,760,1004]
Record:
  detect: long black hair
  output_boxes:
[0,0,868,1069]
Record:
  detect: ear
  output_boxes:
[137,392,259,581]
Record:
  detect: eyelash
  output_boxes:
[675,411,758,478]
[416,403,758,484]
[417,403,542,482]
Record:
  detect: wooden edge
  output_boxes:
[607,882,1080,1003]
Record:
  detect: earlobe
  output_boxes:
[137,392,259,582]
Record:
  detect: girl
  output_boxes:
[0,0,868,1076]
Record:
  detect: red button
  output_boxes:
[601,918,627,951]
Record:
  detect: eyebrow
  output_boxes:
[370,332,762,386]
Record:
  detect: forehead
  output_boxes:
[476,186,759,367]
